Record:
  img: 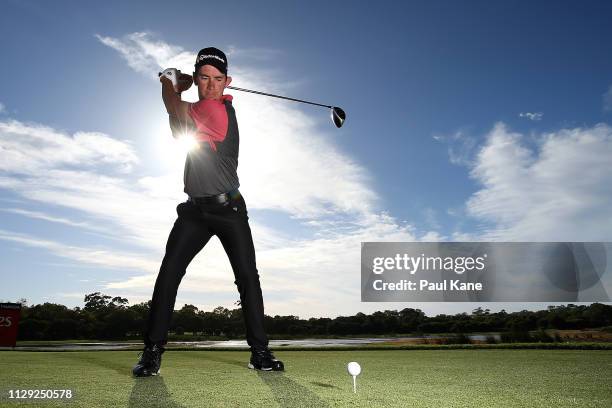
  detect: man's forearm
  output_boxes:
[161,76,194,138]
[161,79,181,116]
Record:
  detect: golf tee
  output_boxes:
[353,376,356,393]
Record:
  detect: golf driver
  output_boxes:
[226,86,346,128]
[159,69,346,128]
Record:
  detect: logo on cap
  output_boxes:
[198,54,225,64]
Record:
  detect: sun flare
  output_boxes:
[155,120,201,170]
[175,132,199,154]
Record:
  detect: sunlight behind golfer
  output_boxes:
[175,131,199,154]
[155,124,199,169]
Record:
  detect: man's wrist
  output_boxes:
[161,79,181,96]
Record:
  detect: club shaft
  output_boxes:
[226,86,332,109]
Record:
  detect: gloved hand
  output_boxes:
[158,68,193,93]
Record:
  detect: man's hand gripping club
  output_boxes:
[158,68,194,93]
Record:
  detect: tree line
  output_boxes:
[11,293,612,341]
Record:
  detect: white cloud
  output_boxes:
[0,120,138,174]
[0,118,179,251]
[519,112,543,121]
[464,122,612,241]
[95,32,194,77]
[0,229,157,271]
[0,207,111,236]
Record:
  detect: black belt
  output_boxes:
[189,189,241,205]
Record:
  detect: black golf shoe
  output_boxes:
[248,346,284,371]
[132,344,165,377]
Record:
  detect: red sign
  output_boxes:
[0,303,22,347]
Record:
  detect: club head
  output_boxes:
[331,106,346,128]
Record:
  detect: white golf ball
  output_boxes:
[347,361,361,376]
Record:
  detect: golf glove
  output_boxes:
[159,68,180,88]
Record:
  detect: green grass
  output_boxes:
[1,350,611,407]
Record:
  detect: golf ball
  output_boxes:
[347,361,361,376]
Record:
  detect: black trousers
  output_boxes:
[144,194,269,348]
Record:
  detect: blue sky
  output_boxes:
[1,0,611,318]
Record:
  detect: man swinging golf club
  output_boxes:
[132,47,284,377]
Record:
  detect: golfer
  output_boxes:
[132,47,283,377]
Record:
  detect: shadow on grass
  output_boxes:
[192,351,332,406]
[69,351,182,407]
[311,381,339,389]
[257,371,330,408]
[129,375,186,408]
[68,352,131,376]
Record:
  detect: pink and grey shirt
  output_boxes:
[184,94,240,197]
